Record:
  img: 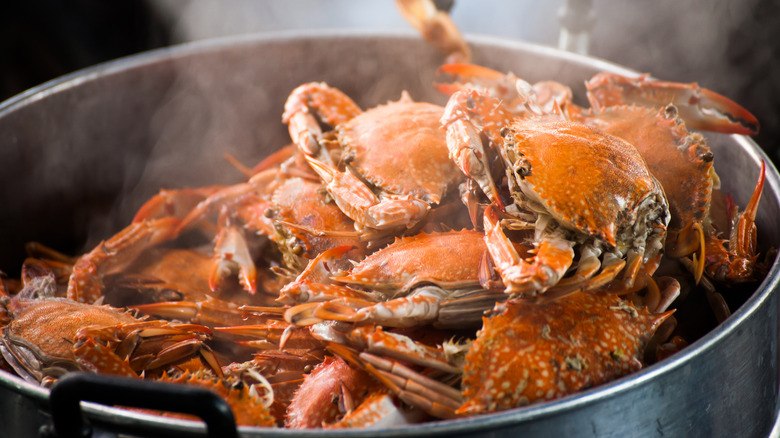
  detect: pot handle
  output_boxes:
[42,372,238,438]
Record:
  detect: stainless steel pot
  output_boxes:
[0,31,778,438]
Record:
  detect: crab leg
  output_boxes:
[132,186,223,223]
[705,161,766,282]
[666,221,706,281]
[281,283,380,308]
[729,161,765,259]
[215,321,323,352]
[395,0,470,63]
[628,275,681,314]
[74,321,222,378]
[435,63,515,97]
[176,167,279,235]
[437,63,566,116]
[484,205,574,295]
[543,258,626,301]
[360,352,462,419]
[327,337,463,420]
[130,296,270,327]
[586,72,759,135]
[552,244,603,288]
[209,209,257,294]
[325,391,426,429]
[283,296,376,327]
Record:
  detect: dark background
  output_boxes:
[2,0,778,163]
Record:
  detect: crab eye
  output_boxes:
[662,104,678,120]
[516,163,532,178]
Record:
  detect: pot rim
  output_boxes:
[1,29,778,436]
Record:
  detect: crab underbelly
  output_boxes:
[515,179,667,262]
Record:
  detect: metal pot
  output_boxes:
[0,31,778,438]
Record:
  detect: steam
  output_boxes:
[97,0,778,247]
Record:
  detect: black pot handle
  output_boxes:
[44,372,238,438]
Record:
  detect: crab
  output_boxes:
[437,63,767,287]
[263,175,370,271]
[441,87,670,296]
[176,145,373,287]
[581,73,765,285]
[0,297,222,385]
[281,229,507,329]
[459,292,672,415]
[282,83,464,232]
[329,291,672,419]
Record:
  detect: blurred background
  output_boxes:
[2,0,778,163]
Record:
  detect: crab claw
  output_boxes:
[305,156,430,230]
[586,72,759,136]
[210,212,257,295]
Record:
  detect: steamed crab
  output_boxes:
[328,291,672,419]
[280,229,506,329]
[582,73,765,285]
[437,63,766,287]
[0,260,222,385]
[283,83,464,232]
[441,87,670,296]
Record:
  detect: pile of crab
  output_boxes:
[0,2,774,430]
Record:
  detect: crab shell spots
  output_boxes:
[332,230,485,293]
[507,119,660,247]
[583,105,712,231]
[339,101,461,204]
[271,177,366,256]
[458,292,671,415]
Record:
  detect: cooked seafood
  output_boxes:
[0,2,771,430]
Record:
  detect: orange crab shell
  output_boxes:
[3,298,140,369]
[458,292,672,415]
[331,229,486,293]
[503,119,663,247]
[338,100,462,204]
[581,104,713,231]
[270,176,367,258]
